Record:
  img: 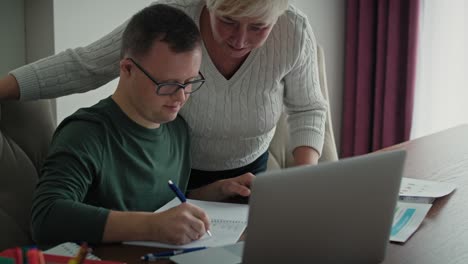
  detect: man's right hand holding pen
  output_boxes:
[152,202,211,245]
[103,199,211,245]
[102,175,253,245]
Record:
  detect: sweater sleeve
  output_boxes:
[10,21,126,101]
[31,120,109,244]
[283,15,328,155]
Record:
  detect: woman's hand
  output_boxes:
[187,173,255,202]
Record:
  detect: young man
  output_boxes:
[31,4,253,245]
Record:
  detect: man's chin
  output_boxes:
[157,114,178,124]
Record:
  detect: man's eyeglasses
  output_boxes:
[128,58,205,96]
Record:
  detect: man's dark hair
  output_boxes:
[121,4,201,59]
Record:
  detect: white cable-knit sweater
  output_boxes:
[11,0,327,171]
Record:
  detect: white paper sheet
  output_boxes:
[124,198,249,249]
[399,177,456,198]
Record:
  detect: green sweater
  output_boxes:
[31,97,191,244]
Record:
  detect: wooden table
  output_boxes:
[382,124,468,264]
[94,124,468,264]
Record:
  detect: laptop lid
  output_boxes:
[242,150,406,264]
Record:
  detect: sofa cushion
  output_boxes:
[0,101,55,172]
[0,132,36,250]
[0,100,55,250]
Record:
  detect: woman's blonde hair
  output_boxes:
[205,0,289,24]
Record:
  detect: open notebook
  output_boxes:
[124,198,249,249]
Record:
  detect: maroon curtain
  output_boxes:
[340,0,420,158]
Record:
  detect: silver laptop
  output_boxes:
[171,150,406,264]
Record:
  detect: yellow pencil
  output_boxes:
[69,243,88,264]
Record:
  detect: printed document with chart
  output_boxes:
[124,198,249,249]
[390,201,431,243]
[390,177,456,243]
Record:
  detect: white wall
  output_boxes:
[25,0,55,63]
[0,0,25,76]
[53,0,346,151]
[54,0,152,123]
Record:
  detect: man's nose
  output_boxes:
[171,87,187,101]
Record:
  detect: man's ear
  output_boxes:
[120,59,132,76]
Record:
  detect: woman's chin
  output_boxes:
[225,46,251,58]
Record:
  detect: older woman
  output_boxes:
[0,0,327,192]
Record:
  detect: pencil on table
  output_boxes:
[69,243,88,264]
[37,251,45,264]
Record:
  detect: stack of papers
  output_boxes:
[390,177,456,242]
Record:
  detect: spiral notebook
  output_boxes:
[124,198,249,249]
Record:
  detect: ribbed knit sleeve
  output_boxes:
[11,24,125,100]
[283,10,327,155]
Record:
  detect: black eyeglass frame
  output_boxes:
[128,58,205,96]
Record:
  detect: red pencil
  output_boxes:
[27,248,39,264]
[14,248,22,264]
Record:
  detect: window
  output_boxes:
[411,0,467,139]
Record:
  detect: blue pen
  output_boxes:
[168,180,187,202]
[140,247,207,261]
[168,180,212,236]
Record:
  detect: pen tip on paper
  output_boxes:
[207,230,213,237]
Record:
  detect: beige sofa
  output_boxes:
[0,46,337,250]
